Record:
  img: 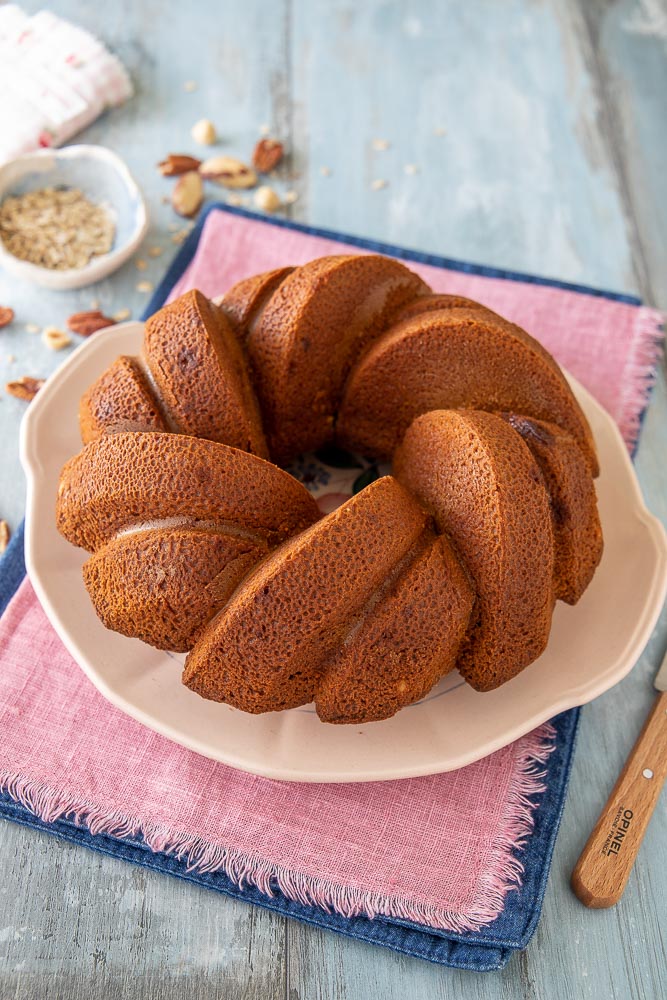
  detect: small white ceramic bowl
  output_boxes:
[0,145,148,290]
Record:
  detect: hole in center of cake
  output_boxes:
[284,444,391,515]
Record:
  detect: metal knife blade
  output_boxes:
[654,647,667,691]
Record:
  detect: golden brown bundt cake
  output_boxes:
[394,409,556,691]
[79,355,169,443]
[336,305,598,473]
[57,432,320,652]
[182,477,432,713]
[59,253,603,724]
[502,414,603,604]
[315,533,474,724]
[242,255,429,462]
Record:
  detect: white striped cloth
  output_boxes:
[0,5,132,165]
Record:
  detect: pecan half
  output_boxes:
[0,306,15,328]
[158,154,202,177]
[6,376,45,401]
[252,138,284,173]
[67,310,116,336]
[0,520,9,554]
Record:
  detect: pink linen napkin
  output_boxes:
[0,210,663,933]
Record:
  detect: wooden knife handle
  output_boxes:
[571,689,667,907]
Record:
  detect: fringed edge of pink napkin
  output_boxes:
[0,721,554,932]
[618,306,665,452]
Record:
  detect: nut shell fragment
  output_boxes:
[172,171,204,217]
[43,327,72,351]
[200,156,257,189]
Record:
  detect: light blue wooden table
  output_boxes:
[1,1,666,997]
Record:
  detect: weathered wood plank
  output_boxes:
[288,0,636,292]
[0,820,286,1000]
[573,0,667,311]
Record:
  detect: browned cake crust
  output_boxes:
[58,432,320,654]
[56,431,321,552]
[388,291,503,322]
[315,534,475,724]
[503,414,603,604]
[182,477,430,713]
[83,527,267,652]
[336,306,598,473]
[79,355,168,443]
[218,266,295,336]
[394,409,555,691]
[144,289,268,457]
[244,255,429,462]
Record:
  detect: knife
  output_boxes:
[571,647,667,907]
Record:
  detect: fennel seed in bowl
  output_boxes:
[0,187,115,271]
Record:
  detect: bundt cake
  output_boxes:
[56,253,603,725]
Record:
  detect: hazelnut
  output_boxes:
[191,119,217,145]
[253,186,281,213]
